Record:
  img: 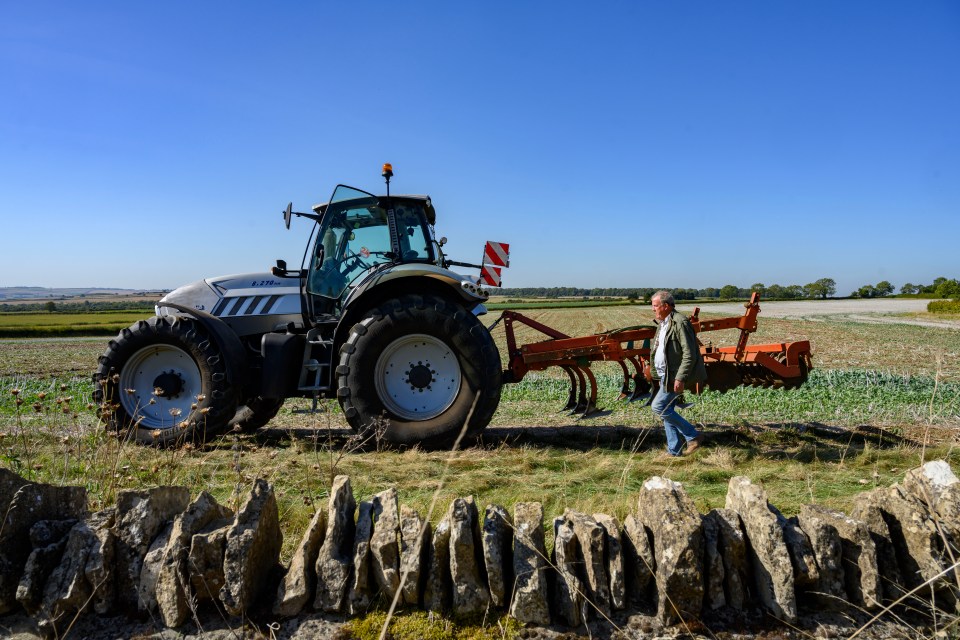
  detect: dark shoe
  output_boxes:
[684,434,705,455]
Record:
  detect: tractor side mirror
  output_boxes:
[283,203,293,229]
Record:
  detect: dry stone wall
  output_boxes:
[1,461,959,636]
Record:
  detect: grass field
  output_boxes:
[1,303,958,636]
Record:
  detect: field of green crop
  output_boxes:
[0,304,958,563]
[0,310,149,338]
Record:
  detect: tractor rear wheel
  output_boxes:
[336,294,502,448]
[94,315,238,446]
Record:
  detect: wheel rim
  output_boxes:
[374,333,462,420]
[118,344,202,431]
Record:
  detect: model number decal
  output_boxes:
[250,280,280,287]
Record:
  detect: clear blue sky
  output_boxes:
[2,1,958,296]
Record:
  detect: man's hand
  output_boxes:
[673,379,685,393]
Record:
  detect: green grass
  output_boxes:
[2,308,957,639]
[0,311,147,338]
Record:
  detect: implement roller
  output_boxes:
[498,293,813,417]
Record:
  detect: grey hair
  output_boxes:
[652,290,675,307]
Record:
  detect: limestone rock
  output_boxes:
[636,476,703,624]
[399,504,428,607]
[16,520,76,614]
[770,505,818,588]
[509,502,550,625]
[424,513,452,613]
[552,515,585,627]
[113,486,190,611]
[138,523,173,613]
[0,469,87,614]
[220,479,282,616]
[563,510,611,618]
[796,505,846,606]
[83,509,118,615]
[800,505,881,610]
[313,475,356,613]
[621,514,655,607]
[904,460,960,537]
[348,501,375,614]
[482,504,512,608]
[369,487,400,601]
[156,491,233,627]
[707,508,748,611]
[189,523,231,602]
[701,513,726,611]
[594,513,626,611]
[725,476,797,623]
[275,508,325,617]
[853,485,953,608]
[40,516,111,633]
[449,496,490,616]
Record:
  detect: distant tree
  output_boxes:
[626,291,639,301]
[874,281,895,297]
[854,285,876,298]
[900,283,918,295]
[804,277,837,299]
[750,283,766,297]
[935,278,960,298]
[785,285,805,299]
[43,301,56,312]
[766,284,785,299]
[701,287,719,299]
[719,284,739,299]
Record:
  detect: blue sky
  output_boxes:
[1,1,957,296]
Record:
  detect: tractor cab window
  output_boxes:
[394,204,431,262]
[307,194,392,300]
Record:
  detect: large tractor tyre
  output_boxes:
[337,294,502,448]
[228,397,285,433]
[93,315,239,446]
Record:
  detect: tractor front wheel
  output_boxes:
[94,315,238,446]
[336,295,502,448]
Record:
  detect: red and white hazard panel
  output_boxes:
[479,265,502,287]
[483,241,510,268]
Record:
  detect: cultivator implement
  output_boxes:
[497,293,812,417]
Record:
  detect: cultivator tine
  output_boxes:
[560,366,579,411]
[616,360,632,400]
[626,357,652,402]
[570,366,589,414]
[579,366,601,417]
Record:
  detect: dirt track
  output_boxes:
[680,298,960,329]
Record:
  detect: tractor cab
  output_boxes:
[301,184,439,317]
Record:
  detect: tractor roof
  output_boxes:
[311,194,435,224]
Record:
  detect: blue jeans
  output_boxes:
[651,387,700,456]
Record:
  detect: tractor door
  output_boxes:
[305,185,393,316]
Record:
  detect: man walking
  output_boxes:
[649,290,707,456]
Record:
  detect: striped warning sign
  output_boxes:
[483,241,510,267]
[479,265,502,287]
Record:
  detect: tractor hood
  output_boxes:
[157,273,304,336]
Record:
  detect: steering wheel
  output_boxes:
[342,249,372,273]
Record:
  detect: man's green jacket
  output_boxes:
[650,310,707,387]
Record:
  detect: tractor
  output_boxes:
[94,165,812,448]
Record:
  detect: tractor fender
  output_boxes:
[156,302,251,394]
[332,271,486,359]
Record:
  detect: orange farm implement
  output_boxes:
[497,293,813,416]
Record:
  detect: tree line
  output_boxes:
[0,300,157,313]
[498,276,959,301]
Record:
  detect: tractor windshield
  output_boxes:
[307,187,392,300]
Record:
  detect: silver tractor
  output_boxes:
[95,166,502,448]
